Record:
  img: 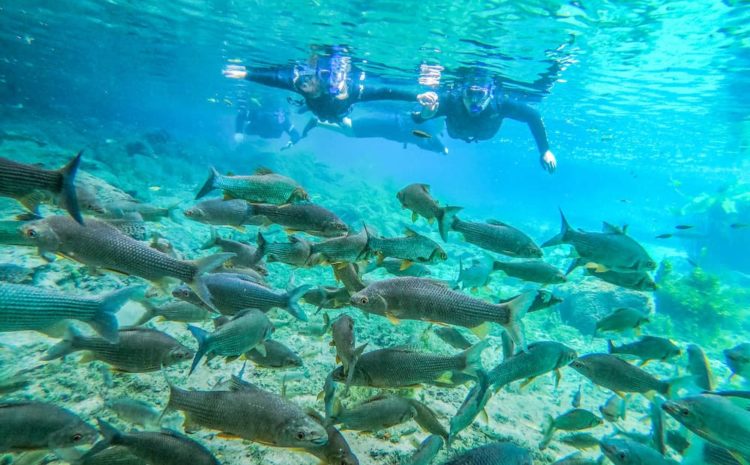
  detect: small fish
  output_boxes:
[200,228,266,272]
[540,408,602,449]
[303,286,351,310]
[107,398,161,429]
[134,300,212,326]
[365,257,432,277]
[396,183,461,240]
[675,224,693,230]
[188,309,273,374]
[364,226,447,268]
[0,151,83,224]
[44,326,193,373]
[76,445,146,465]
[0,402,97,457]
[412,129,432,139]
[655,233,673,239]
[730,223,749,229]
[331,314,367,392]
[607,336,681,364]
[571,385,582,408]
[331,395,417,432]
[570,353,670,396]
[492,259,566,284]
[594,307,650,336]
[309,228,368,265]
[249,202,348,237]
[599,395,627,422]
[600,437,679,465]
[86,420,220,465]
[559,432,601,450]
[434,326,474,350]
[452,217,542,258]
[183,198,268,227]
[552,452,600,465]
[449,372,491,442]
[256,232,312,267]
[441,442,532,465]
[303,411,359,465]
[245,339,302,369]
[195,166,308,204]
[403,435,443,465]
[724,343,750,381]
[453,256,493,291]
[686,344,715,391]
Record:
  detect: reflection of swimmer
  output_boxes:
[224,53,420,126]
[234,107,301,148]
[416,72,557,173]
[317,112,448,155]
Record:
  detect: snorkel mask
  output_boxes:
[463,84,492,115]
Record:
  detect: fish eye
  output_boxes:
[296,431,305,440]
[618,452,626,460]
[680,408,690,416]
[72,433,83,442]
[25,228,38,238]
[359,296,368,305]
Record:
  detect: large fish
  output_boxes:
[196,166,308,204]
[172,272,309,320]
[0,151,83,223]
[450,217,542,258]
[249,202,348,237]
[20,216,233,311]
[0,401,97,457]
[183,198,267,227]
[350,277,534,349]
[44,326,193,373]
[365,226,447,268]
[570,353,670,395]
[0,283,141,342]
[165,376,328,448]
[607,336,681,364]
[85,420,220,465]
[331,342,487,388]
[542,210,656,274]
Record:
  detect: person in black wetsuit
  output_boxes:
[224,54,424,132]
[233,105,301,148]
[414,75,558,173]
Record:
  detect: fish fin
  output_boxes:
[435,371,454,384]
[462,340,489,376]
[188,252,235,311]
[634,327,642,337]
[480,408,490,423]
[253,167,274,175]
[90,286,145,343]
[541,208,571,247]
[519,376,537,389]
[42,325,83,360]
[225,355,240,363]
[428,217,435,225]
[187,325,209,375]
[470,287,478,294]
[607,340,615,353]
[411,212,418,222]
[286,284,311,321]
[217,432,243,439]
[200,227,219,250]
[78,352,96,363]
[639,360,651,367]
[195,166,220,199]
[399,260,413,271]
[469,322,491,339]
[585,262,609,273]
[500,291,535,353]
[615,391,627,399]
[729,452,750,465]
[59,150,84,224]
[486,219,507,226]
[376,252,385,265]
[385,312,401,325]
[539,414,555,450]
[437,206,462,242]
[254,343,267,358]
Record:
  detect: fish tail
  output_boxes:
[499,290,535,353]
[189,252,235,311]
[195,166,221,199]
[461,340,489,376]
[453,258,463,289]
[199,227,219,250]
[133,299,158,326]
[607,339,616,354]
[90,285,145,343]
[437,206,462,242]
[286,284,312,321]
[541,207,571,247]
[539,415,555,450]
[565,258,584,275]
[42,325,83,360]
[256,231,268,259]
[80,419,121,460]
[343,343,367,395]
[187,324,209,375]
[59,150,84,224]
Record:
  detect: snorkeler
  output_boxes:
[224,52,425,130]
[414,74,557,173]
[234,105,301,149]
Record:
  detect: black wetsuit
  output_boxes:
[413,88,550,155]
[244,67,415,123]
[347,112,447,154]
[235,108,300,144]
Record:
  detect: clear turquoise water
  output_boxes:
[1,1,750,464]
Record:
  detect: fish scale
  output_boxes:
[488,341,577,390]
[0,158,62,193]
[452,217,541,258]
[368,233,444,262]
[216,172,304,204]
[251,203,347,236]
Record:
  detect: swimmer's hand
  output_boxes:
[224,64,248,79]
[417,91,439,117]
[281,141,294,151]
[233,133,245,143]
[541,150,557,173]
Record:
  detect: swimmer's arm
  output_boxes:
[358,86,417,103]
[224,65,296,92]
[500,100,550,155]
